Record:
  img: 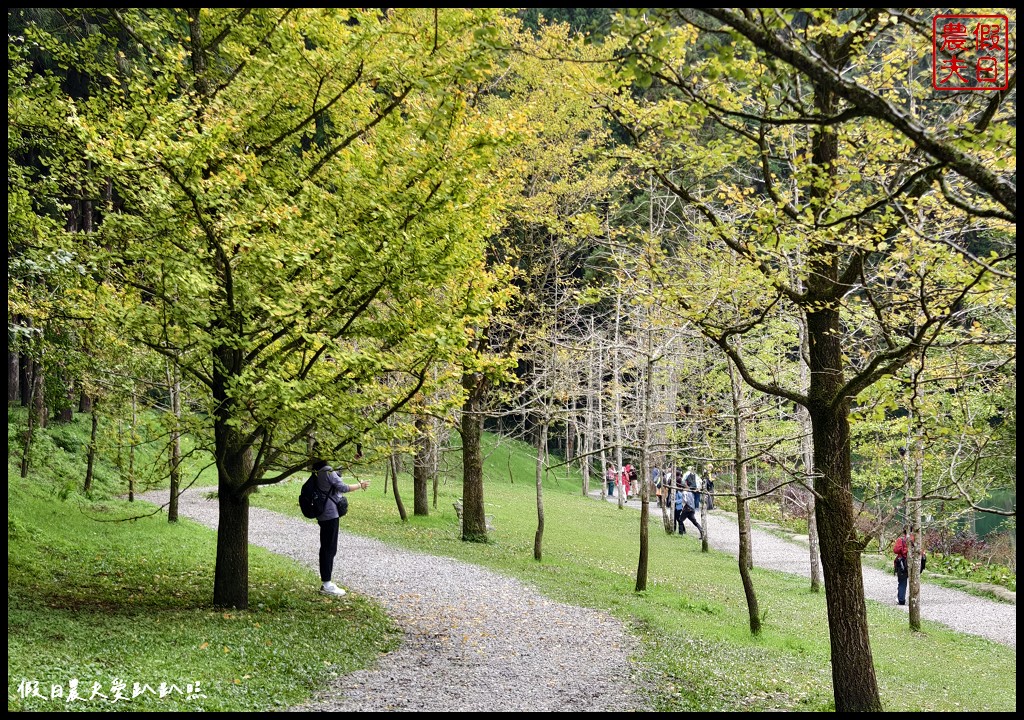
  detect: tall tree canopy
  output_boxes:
[603,7,1015,711]
[9,7,514,608]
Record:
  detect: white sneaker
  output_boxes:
[320,581,346,597]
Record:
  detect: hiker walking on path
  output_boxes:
[894,529,910,606]
[622,463,635,499]
[676,484,703,539]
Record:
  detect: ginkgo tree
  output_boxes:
[454,16,626,546]
[10,8,515,609]
[601,7,1015,712]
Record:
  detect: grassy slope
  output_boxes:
[7,410,1016,711]
[7,410,399,712]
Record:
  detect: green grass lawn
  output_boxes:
[7,411,1017,712]
[7,411,400,712]
[7,474,401,713]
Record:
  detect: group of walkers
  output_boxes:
[605,461,716,541]
[605,462,640,499]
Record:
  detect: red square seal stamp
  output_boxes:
[933,14,1010,90]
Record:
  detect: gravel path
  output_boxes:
[141,489,644,713]
[141,487,1014,712]
[601,492,1016,649]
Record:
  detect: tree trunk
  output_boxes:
[810,398,879,710]
[413,414,431,516]
[390,450,408,521]
[659,354,675,533]
[582,341,595,498]
[213,485,250,609]
[55,380,74,424]
[128,391,137,502]
[595,329,609,502]
[806,486,822,593]
[658,363,675,534]
[20,351,31,406]
[804,72,882,711]
[534,418,547,561]
[699,474,709,552]
[612,293,625,509]
[433,466,439,509]
[460,370,488,542]
[211,331,254,609]
[8,351,20,405]
[798,319,822,592]
[79,332,93,413]
[31,358,47,429]
[20,360,43,478]
[167,364,182,522]
[909,429,924,630]
[779,474,786,520]
[730,361,760,635]
[83,401,99,494]
[564,416,575,464]
[213,435,252,609]
[635,338,654,591]
[432,421,444,510]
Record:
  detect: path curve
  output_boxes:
[140,489,644,713]
[598,492,1016,649]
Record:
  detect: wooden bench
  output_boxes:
[453,499,494,532]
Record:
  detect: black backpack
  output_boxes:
[299,473,331,519]
[894,556,909,579]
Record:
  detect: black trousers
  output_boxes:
[318,517,340,582]
[896,569,909,605]
[679,507,702,536]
